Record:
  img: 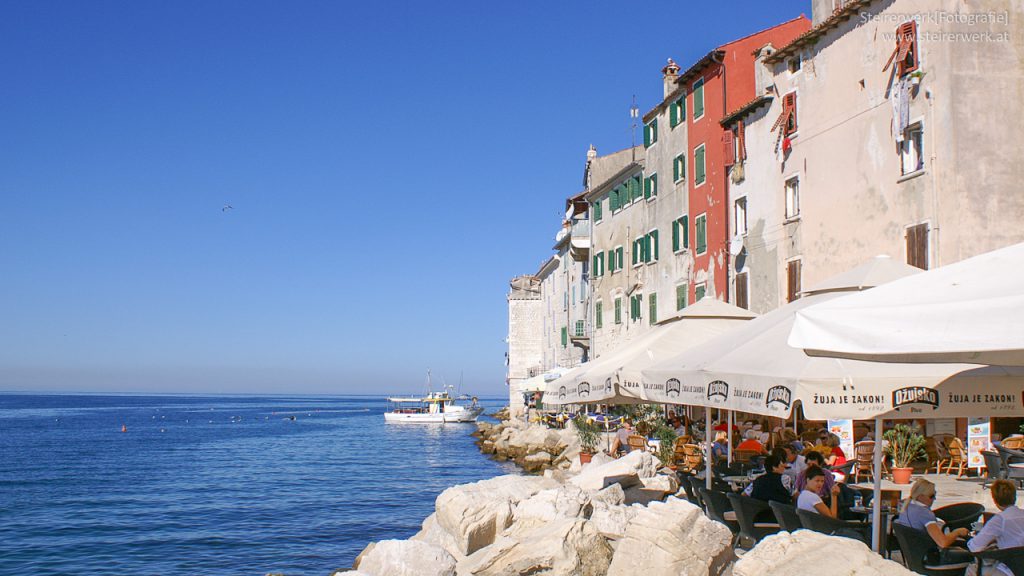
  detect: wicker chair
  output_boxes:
[930,436,952,474]
[853,441,880,482]
[627,434,648,453]
[945,437,969,477]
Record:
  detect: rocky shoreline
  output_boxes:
[330,410,918,576]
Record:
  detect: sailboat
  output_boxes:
[384,370,484,423]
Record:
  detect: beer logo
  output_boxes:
[666,378,681,398]
[766,385,793,410]
[707,380,729,401]
[605,378,613,393]
[892,386,939,410]
[558,385,567,401]
[577,381,591,398]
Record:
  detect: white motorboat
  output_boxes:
[384,371,484,423]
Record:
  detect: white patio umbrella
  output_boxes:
[789,242,1024,366]
[542,299,755,406]
[518,367,573,393]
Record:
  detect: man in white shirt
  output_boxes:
[968,480,1024,576]
[782,443,807,489]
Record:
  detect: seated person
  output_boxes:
[824,434,848,480]
[609,419,634,456]
[782,443,807,489]
[711,431,729,462]
[795,452,835,500]
[780,428,805,453]
[897,478,973,566]
[967,479,1024,576]
[797,467,841,518]
[736,429,766,453]
[750,455,793,505]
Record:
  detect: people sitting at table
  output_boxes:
[780,428,805,453]
[896,478,973,566]
[749,455,793,505]
[795,452,835,499]
[797,467,841,518]
[609,419,634,456]
[782,443,807,487]
[711,430,729,462]
[967,479,1024,576]
[736,429,766,453]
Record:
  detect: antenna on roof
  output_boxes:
[630,95,639,161]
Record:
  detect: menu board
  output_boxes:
[967,417,991,470]
[828,419,855,462]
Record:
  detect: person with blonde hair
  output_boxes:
[967,479,1024,576]
[897,478,972,566]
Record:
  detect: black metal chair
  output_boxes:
[972,545,1024,576]
[726,493,780,549]
[796,508,870,543]
[934,503,985,533]
[699,487,740,536]
[997,446,1024,488]
[892,523,971,575]
[769,500,803,532]
[830,459,857,480]
[687,476,707,510]
[981,450,1005,488]
[680,473,701,507]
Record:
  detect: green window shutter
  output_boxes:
[596,302,603,329]
[651,229,659,260]
[644,176,651,200]
[652,119,658,144]
[610,188,618,211]
[614,299,622,324]
[683,215,690,248]
[561,327,567,347]
[592,255,598,275]
[695,146,706,185]
[576,320,584,337]
[679,96,686,120]
[676,284,687,310]
[651,173,658,197]
[594,200,602,222]
[669,101,678,126]
[643,123,651,147]
[631,239,638,266]
[696,285,706,301]
[633,175,641,202]
[697,216,707,254]
[672,220,680,252]
[617,247,623,269]
[643,234,651,263]
[649,293,657,324]
[694,80,705,119]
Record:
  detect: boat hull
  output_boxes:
[384,407,484,423]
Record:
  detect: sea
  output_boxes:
[0,393,517,576]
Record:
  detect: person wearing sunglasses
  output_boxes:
[897,478,972,565]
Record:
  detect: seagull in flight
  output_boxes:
[222,204,233,212]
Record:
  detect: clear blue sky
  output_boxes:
[0,0,809,395]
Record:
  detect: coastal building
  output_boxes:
[725,0,1024,313]
[537,210,590,372]
[506,275,543,419]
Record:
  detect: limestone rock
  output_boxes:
[522,450,552,472]
[590,483,625,507]
[356,539,456,576]
[435,474,557,555]
[588,500,639,540]
[411,513,466,563]
[734,530,916,576]
[607,497,732,576]
[511,484,591,532]
[460,518,612,576]
[569,450,657,491]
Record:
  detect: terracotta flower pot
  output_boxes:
[579,452,593,465]
[892,467,914,484]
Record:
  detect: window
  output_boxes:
[607,249,616,273]
[609,187,619,212]
[592,252,605,277]
[593,200,602,223]
[644,173,658,199]
[670,96,685,128]
[695,213,707,255]
[644,118,658,147]
[788,54,802,74]
[675,284,688,311]
[648,293,658,324]
[631,174,643,203]
[646,229,659,262]
[595,301,603,329]
[673,153,686,182]
[693,78,705,120]
[901,123,924,175]
[694,144,706,186]
[883,20,919,77]
[630,294,643,322]
[735,197,748,236]
[785,176,800,220]
[672,215,689,252]
[695,283,706,302]
[561,326,568,348]
[632,236,645,267]
[906,223,929,270]
[735,272,749,310]
[616,246,624,271]
[563,291,568,310]
[575,320,585,337]
[614,297,622,324]
[787,259,802,303]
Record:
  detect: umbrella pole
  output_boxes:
[727,410,733,466]
[792,406,798,433]
[871,417,883,553]
[706,406,713,490]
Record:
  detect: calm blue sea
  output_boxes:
[0,394,515,576]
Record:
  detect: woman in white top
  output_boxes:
[796,466,841,518]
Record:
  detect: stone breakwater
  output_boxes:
[330,413,919,576]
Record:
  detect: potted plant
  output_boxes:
[572,415,600,464]
[884,424,927,484]
[909,70,925,86]
[654,425,679,469]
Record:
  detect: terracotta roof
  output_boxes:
[764,0,877,64]
[720,94,774,127]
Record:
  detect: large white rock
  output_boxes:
[411,513,466,562]
[460,518,612,576]
[734,530,917,576]
[607,497,733,576]
[522,450,552,472]
[590,483,625,507]
[435,474,557,555]
[588,500,640,540]
[511,484,591,531]
[355,539,456,576]
[569,450,659,491]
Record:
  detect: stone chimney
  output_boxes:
[662,58,681,98]
[586,144,598,162]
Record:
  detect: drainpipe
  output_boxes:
[716,52,731,303]
[927,88,940,267]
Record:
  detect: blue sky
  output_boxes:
[0,0,809,395]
